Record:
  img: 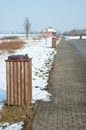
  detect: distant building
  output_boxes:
[64,29,86,36]
[42,27,57,37]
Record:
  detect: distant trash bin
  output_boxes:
[80,35,82,40]
[52,37,57,48]
[5,54,32,107]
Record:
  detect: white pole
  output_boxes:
[46,28,47,44]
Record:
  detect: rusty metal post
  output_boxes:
[5,54,32,107]
[52,37,57,48]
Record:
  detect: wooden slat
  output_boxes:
[21,62,25,106]
[14,62,18,105]
[29,60,32,102]
[25,62,28,106]
[17,62,21,105]
[27,61,32,104]
[10,62,14,105]
[6,62,10,105]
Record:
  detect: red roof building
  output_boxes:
[42,27,57,37]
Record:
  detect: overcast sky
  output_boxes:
[0,0,86,32]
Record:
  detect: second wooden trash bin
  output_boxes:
[5,54,32,107]
[52,37,57,48]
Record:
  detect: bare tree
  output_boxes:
[24,17,31,40]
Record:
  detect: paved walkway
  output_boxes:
[31,38,86,130]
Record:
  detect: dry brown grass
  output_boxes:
[0,105,32,122]
[0,105,34,129]
[0,39,25,53]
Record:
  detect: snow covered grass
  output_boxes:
[65,36,80,39]
[0,36,59,130]
[0,122,23,130]
[15,38,56,102]
[64,35,86,40]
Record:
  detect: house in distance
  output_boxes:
[42,27,57,37]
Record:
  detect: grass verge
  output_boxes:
[0,104,35,130]
[0,39,25,54]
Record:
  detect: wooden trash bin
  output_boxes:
[52,37,57,48]
[80,35,82,40]
[5,54,32,107]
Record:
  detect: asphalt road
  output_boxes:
[67,39,86,60]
